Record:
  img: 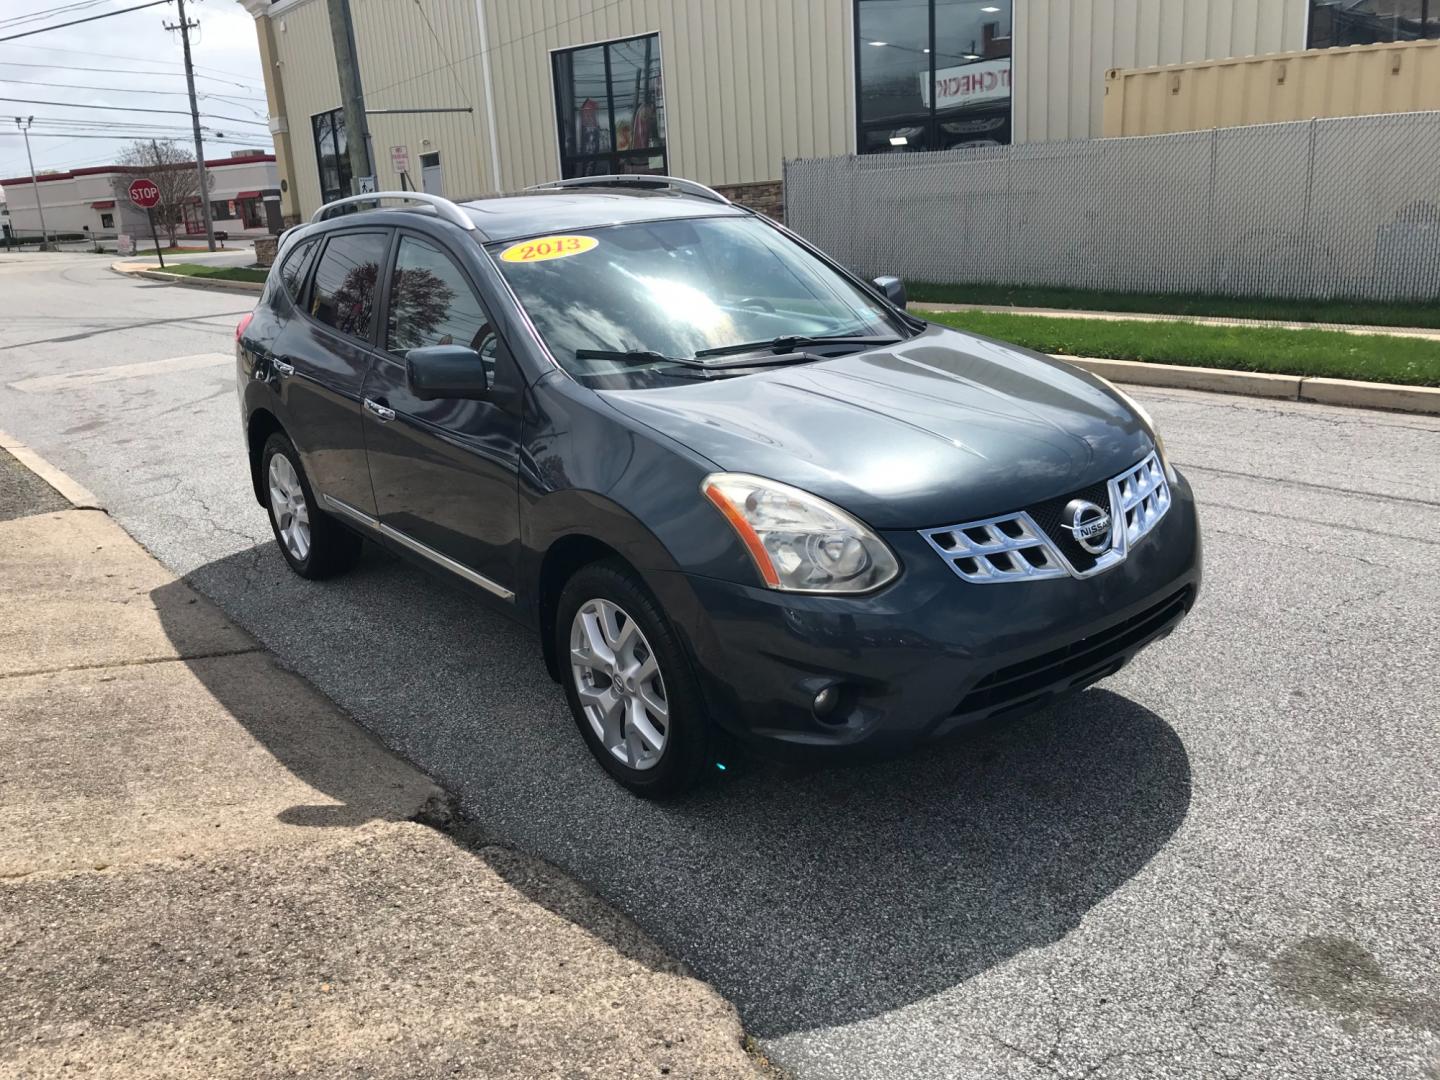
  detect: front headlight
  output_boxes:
[702,473,900,594]
[1095,376,1178,483]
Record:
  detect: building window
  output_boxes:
[856,0,1013,154]
[553,33,666,178]
[1309,1,1438,47]
[100,212,114,230]
[312,107,352,204]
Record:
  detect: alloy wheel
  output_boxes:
[569,598,669,770]
[267,452,311,562]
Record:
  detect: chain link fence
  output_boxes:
[785,111,1440,303]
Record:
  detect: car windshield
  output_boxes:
[488,215,906,388]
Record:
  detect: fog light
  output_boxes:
[812,685,841,718]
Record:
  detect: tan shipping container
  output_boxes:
[1103,39,1440,138]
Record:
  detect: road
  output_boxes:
[3,251,1438,1080]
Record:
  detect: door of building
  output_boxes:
[421,152,443,195]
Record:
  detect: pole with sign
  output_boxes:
[128,178,164,269]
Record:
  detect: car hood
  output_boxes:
[599,324,1156,529]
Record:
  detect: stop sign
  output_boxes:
[128,178,160,209]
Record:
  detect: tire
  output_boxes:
[556,560,711,798]
[261,432,361,580]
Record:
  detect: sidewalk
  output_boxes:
[913,301,1440,341]
[0,447,762,1079]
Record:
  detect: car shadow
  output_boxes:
[152,539,1191,1039]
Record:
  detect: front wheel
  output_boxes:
[556,561,711,798]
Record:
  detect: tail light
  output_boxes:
[236,311,255,341]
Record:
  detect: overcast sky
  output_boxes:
[0,0,272,183]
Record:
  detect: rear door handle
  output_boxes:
[271,357,295,377]
[364,397,395,422]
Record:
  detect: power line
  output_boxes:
[0,131,268,143]
[363,0,633,102]
[0,57,261,91]
[0,39,263,83]
[0,0,114,31]
[0,76,259,102]
[0,96,272,128]
[0,0,174,43]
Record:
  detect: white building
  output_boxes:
[0,153,281,241]
[236,0,1433,224]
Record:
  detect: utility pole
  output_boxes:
[325,0,374,194]
[14,116,49,250]
[164,0,216,251]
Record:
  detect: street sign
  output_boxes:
[358,175,378,194]
[390,145,410,174]
[128,178,161,210]
[127,178,165,269]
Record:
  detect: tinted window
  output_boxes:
[309,232,388,340]
[553,33,666,178]
[277,236,317,301]
[312,108,351,205]
[386,237,497,368]
[856,0,1013,154]
[1309,0,1437,47]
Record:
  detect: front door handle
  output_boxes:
[364,397,395,422]
[270,357,295,378]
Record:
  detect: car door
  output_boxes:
[360,231,523,599]
[274,227,392,517]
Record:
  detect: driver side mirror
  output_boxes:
[873,275,907,310]
[405,345,489,401]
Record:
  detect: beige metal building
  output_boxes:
[237,0,1433,225]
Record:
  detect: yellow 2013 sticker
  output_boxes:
[499,234,599,263]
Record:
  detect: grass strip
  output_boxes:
[922,310,1440,387]
[159,263,268,284]
[907,282,1440,330]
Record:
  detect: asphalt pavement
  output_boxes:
[2,250,1437,1080]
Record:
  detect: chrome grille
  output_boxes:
[922,451,1172,584]
[1113,453,1172,550]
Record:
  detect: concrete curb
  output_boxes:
[110,260,264,293]
[1058,356,1440,416]
[0,428,103,510]
[916,301,1440,341]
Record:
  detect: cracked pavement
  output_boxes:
[2,251,1437,1079]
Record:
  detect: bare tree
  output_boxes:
[116,140,205,248]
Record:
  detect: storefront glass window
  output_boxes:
[553,33,666,178]
[311,108,351,204]
[857,0,1012,154]
[1309,0,1438,47]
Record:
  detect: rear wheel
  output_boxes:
[262,433,361,580]
[557,561,711,797]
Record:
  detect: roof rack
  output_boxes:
[310,191,476,231]
[524,175,731,206]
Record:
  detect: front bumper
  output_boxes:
[649,471,1202,754]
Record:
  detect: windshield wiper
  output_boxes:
[694,333,900,359]
[574,347,830,372]
[574,348,709,368]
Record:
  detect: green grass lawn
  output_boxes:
[922,310,1440,387]
[907,282,1440,330]
[160,263,268,284]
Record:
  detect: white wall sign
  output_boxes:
[390,145,410,175]
[920,57,1012,110]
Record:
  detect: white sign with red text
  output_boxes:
[919,57,1011,110]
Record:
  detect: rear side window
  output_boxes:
[308,231,389,340]
[386,236,496,361]
[276,236,317,301]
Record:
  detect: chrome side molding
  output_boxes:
[319,493,515,601]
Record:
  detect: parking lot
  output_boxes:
[3,251,1438,1079]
